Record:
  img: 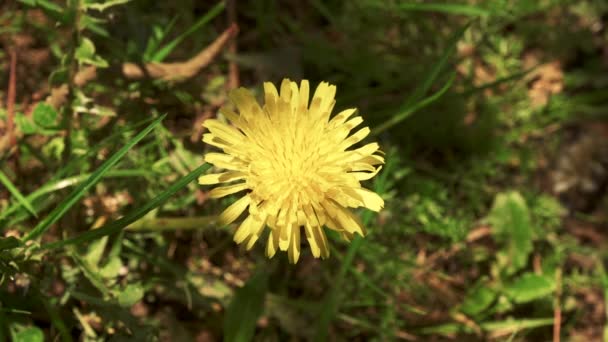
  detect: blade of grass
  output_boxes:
[143,16,178,62]
[367,1,490,17]
[314,150,395,340]
[371,22,469,135]
[55,117,157,181]
[0,169,154,222]
[151,1,225,62]
[394,3,490,17]
[372,72,455,136]
[461,64,539,97]
[0,170,37,217]
[596,259,608,341]
[41,295,72,342]
[403,22,469,110]
[39,163,211,251]
[23,114,166,242]
[418,318,554,335]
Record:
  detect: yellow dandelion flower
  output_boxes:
[199,78,384,263]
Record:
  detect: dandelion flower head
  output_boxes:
[199,79,384,263]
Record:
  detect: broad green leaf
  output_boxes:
[71,252,110,296]
[0,170,37,217]
[504,273,555,304]
[32,102,58,128]
[15,113,37,135]
[99,257,123,279]
[224,271,268,342]
[23,115,166,242]
[117,283,145,307]
[84,236,108,268]
[75,37,109,67]
[487,191,533,275]
[75,37,95,61]
[460,282,497,316]
[10,325,44,342]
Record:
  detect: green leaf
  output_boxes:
[15,113,37,135]
[10,326,44,342]
[32,102,58,128]
[150,1,225,62]
[75,37,108,67]
[460,282,497,316]
[487,191,533,275]
[504,273,555,304]
[0,170,37,217]
[224,271,268,342]
[117,283,144,307]
[22,115,166,242]
[84,236,108,268]
[40,163,211,251]
[99,257,123,279]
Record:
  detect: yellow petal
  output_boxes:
[324,201,366,236]
[351,166,382,181]
[299,80,309,109]
[229,88,261,122]
[327,188,363,208]
[279,224,292,251]
[234,215,255,244]
[218,195,250,226]
[204,153,244,170]
[245,214,267,250]
[304,223,329,259]
[203,119,244,145]
[328,108,357,128]
[354,188,384,211]
[288,226,301,264]
[279,78,293,103]
[340,127,371,151]
[266,227,280,258]
[341,230,355,242]
[198,171,246,185]
[263,82,279,119]
[219,107,241,125]
[208,182,249,199]
[202,133,230,150]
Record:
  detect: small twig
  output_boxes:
[122,24,238,81]
[226,0,239,89]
